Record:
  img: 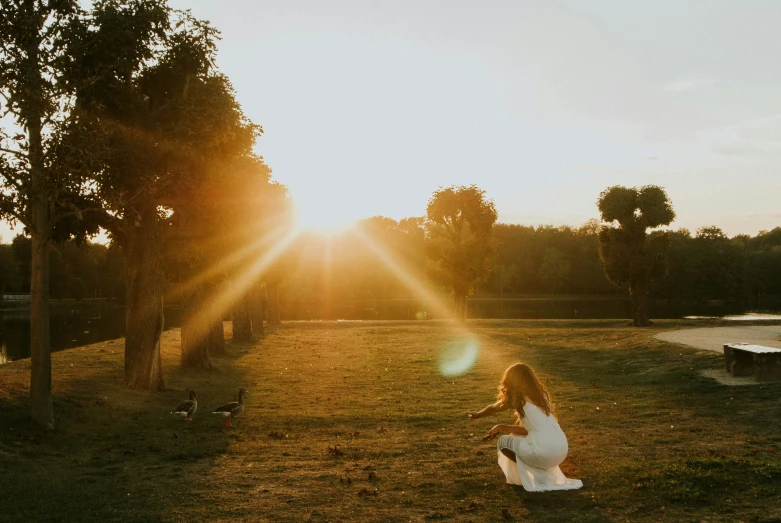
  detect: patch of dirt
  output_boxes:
[699,369,760,386]
[654,325,781,353]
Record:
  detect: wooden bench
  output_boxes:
[723,343,781,382]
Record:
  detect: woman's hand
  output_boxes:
[483,424,504,440]
[467,401,508,420]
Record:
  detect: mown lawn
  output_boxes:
[1,319,780,522]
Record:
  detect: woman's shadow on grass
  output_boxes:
[509,485,602,522]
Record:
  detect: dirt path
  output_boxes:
[654,324,781,353]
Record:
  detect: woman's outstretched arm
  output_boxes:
[467,400,509,419]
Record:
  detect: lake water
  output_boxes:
[292,296,781,321]
[0,303,181,364]
[2,298,779,364]
[463,297,781,320]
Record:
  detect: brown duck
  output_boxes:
[212,388,247,428]
[171,390,197,422]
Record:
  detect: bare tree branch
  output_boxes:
[0,200,28,226]
[52,205,106,224]
[0,146,26,160]
[0,173,25,192]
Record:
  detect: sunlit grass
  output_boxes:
[1,319,780,522]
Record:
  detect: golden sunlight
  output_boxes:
[295,202,357,236]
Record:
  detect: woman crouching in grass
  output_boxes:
[468,363,582,492]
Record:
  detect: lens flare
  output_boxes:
[438,339,480,377]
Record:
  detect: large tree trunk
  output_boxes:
[454,292,467,324]
[232,291,252,341]
[28,94,54,428]
[180,286,212,369]
[268,282,281,325]
[249,283,264,336]
[181,281,225,363]
[205,281,226,355]
[124,207,165,390]
[629,279,650,327]
[207,317,226,355]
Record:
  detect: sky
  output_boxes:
[4,0,781,240]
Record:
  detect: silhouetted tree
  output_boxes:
[73,4,254,387]
[248,281,265,336]
[597,185,675,326]
[222,165,292,336]
[0,0,100,428]
[426,185,497,322]
[263,233,299,327]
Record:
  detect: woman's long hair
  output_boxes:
[497,363,552,420]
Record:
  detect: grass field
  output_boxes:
[1,319,780,522]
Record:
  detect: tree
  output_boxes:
[491,263,516,317]
[164,186,223,369]
[0,243,20,295]
[426,185,497,323]
[217,161,292,337]
[0,0,98,428]
[538,248,570,295]
[72,3,260,387]
[163,153,280,366]
[597,185,675,326]
[263,227,298,327]
[248,280,265,336]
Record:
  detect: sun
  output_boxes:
[294,202,356,236]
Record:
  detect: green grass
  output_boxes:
[1,319,780,522]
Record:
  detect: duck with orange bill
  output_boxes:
[212,388,247,428]
[171,390,197,422]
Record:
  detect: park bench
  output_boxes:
[723,343,781,382]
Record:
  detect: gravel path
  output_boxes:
[655,325,781,385]
[654,325,781,353]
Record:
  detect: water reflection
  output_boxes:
[312,297,781,321]
[0,303,181,364]
[721,313,781,321]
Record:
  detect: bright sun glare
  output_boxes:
[295,203,356,236]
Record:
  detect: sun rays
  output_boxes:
[173,223,301,347]
[349,226,453,322]
[171,215,502,380]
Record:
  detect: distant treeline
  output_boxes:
[490,222,781,302]
[0,236,124,300]
[4,220,778,312]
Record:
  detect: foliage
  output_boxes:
[0,0,93,428]
[64,1,285,384]
[7,234,124,299]
[597,185,675,326]
[538,247,570,294]
[426,185,497,321]
[596,185,675,288]
[0,0,106,233]
[0,243,20,293]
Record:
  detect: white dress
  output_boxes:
[496,401,583,492]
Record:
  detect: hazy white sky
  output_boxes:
[4,0,780,241]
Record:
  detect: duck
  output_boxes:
[171,390,198,422]
[212,388,247,428]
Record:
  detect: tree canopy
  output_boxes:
[597,185,675,326]
[426,185,497,322]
